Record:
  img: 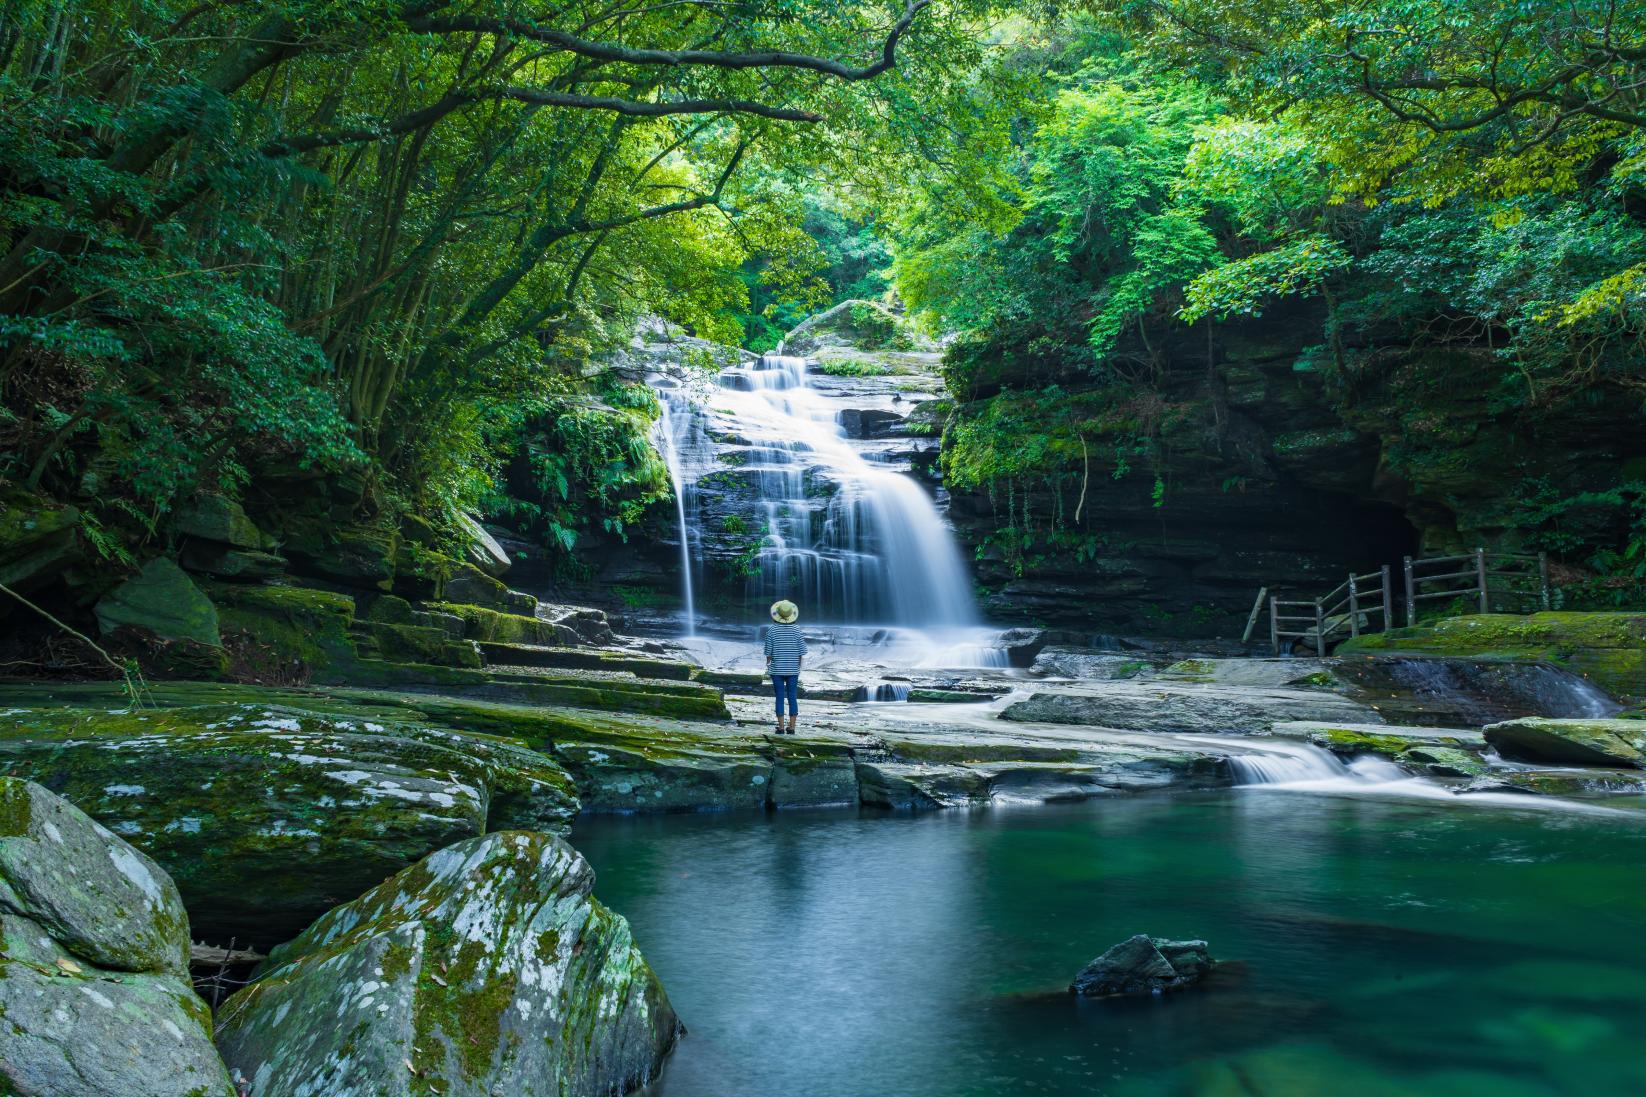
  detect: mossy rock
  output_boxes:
[179,541,287,581]
[356,620,483,669]
[0,778,233,1095]
[1457,769,1646,797]
[443,561,533,613]
[477,642,696,680]
[0,913,234,1097]
[366,593,417,624]
[172,493,269,549]
[0,778,190,975]
[428,602,569,646]
[1340,612,1646,702]
[214,831,680,1097]
[283,522,398,592]
[906,688,995,704]
[208,580,362,683]
[0,492,83,593]
[94,556,223,663]
[0,703,578,948]
[1483,717,1646,769]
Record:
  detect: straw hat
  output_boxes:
[770,600,799,624]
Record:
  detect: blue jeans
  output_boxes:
[771,674,799,718]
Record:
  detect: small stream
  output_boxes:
[577,794,1646,1097]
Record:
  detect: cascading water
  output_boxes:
[652,395,696,636]
[653,352,996,661]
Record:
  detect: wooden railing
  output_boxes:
[1265,549,1550,655]
[1402,549,1549,625]
[1269,566,1394,656]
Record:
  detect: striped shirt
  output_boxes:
[764,623,808,675]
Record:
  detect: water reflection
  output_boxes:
[574,795,1646,1097]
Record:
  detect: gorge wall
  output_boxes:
[946,301,1642,636]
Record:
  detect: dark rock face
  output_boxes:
[1070,935,1213,998]
[946,300,1636,635]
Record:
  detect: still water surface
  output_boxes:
[573,791,1646,1097]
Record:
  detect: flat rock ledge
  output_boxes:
[1070,935,1213,998]
[1002,682,1375,734]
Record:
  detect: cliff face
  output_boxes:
[947,302,1641,636]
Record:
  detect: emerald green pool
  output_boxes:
[573,790,1646,1097]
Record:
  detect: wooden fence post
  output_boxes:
[1269,596,1280,656]
[1241,586,1268,644]
[1347,573,1360,638]
[1314,599,1327,658]
[1475,547,1489,613]
[1380,564,1393,632]
[1403,555,1415,627]
[1537,551,1550,611]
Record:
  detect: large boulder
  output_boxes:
[996,627,1048,668]
[93,556,220,647]
[459,513,512,577]
[1484,717,1646,769]
[1070,934,1213,998]
[0,778,233,1097]
[215,831,680,1097]
[172,494,268,549]
[0,703,579,948]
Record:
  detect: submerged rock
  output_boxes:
[1070,934,1213,998]
[215,831,680,1097]
[1484,717,1646,769]
[0,703,578,948]
[0,778,233,1097]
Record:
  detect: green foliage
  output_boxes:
[483,378,669,574]
[0,0,1002,576]
[1182,236,1352,323]
[813,359,891,377]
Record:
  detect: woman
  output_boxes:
[764,600,807,735]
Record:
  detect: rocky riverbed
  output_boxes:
[2,599,1644,1094]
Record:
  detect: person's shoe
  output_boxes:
[786,717,797,735]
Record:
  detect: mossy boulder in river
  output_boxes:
[0,778,234,1097]
[215,831,680,1097]
[0,703,578,948]
[1483,717,1646,769]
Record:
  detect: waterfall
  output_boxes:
[1197,737,1420,790]
[652,393,697,635]
[652,353,987,645]
[1222,740,1350,784]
